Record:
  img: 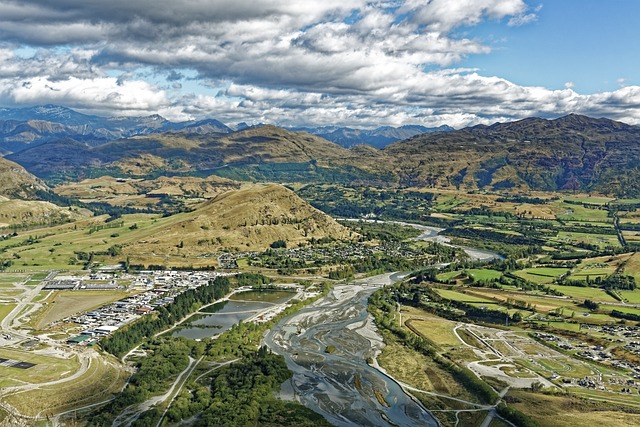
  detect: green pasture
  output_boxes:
[466,269,503,281]
[619,216,640,224]
[0,303,16,323]
[618,290,640,304]
[545,284,617,302]
[555,231,621,249]
[563,196,614,205]
[434,288,496,304]
[513,267,569,284]
[436,271,463,282]
[555,202,610,221]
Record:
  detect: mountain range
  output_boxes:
[1,105,640,197]
[0,104,442,153]
[0,105,232,154]
[291,124,453,148]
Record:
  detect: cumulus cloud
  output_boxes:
[1,0,640,127]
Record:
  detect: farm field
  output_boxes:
[512,267,569,284]
[401,306,463,348]
[466,268,503,281]
[568,260,618,281]
[555,231,621,249]
[461,288,571,313]
[618,289,640,304]
[545,284,617,302]
[563,196,614,205]
[555,205,610,222]
[434,288,496,304]
[599,305,640,316]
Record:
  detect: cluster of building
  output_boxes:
[59,270,230,345]
[534,329,640,389]
[43,272,119,290]
[218,241,444,271]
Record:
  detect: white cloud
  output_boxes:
[1,75,169,116]
[1,1,640,128]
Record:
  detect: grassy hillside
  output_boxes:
[0,198,84,228]
[6,115,640,196]
[0,157,48,199]
[53,175,241,209]
[384,114,640,196]
[121,183,353,261]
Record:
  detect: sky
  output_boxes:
[1,0,640,128]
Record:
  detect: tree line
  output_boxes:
[100,276,233,357]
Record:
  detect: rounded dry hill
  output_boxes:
[123,183,352,257]
[55,175,239,199]
[0,156,48,199]
[0,198,84,227]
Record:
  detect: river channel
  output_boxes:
[264,222,501,426]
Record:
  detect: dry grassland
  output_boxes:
[34,290,132,328]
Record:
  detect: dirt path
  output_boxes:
[111,356,199,427]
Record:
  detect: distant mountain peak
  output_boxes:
[293,124,454,148]
[0,104,233,154]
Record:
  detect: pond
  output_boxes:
[172,290,294,340]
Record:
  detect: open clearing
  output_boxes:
[3,354,126,417]
[507,389,640,427]
[466,269,503,281]
[401,306,462,347]
[34,289,132,328]
[0,303,16,322]
[0,348,81,385]
[512,267,569,284]
[545,284,617,302]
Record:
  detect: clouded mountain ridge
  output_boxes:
[291,124,454,148]
[0,105,449,153]
[0,105,234,154]
[3,111,640,196]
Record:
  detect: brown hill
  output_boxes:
[122,183,353,259]
[6,115,640,196]
[383,114,640,196]
[0,157,48,199]
[54,175,240,202]
[5,125,364,179]
[0,198,84,228]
